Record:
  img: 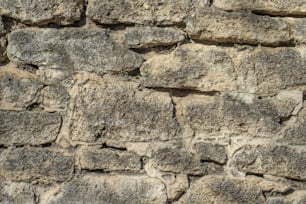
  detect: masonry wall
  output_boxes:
[0,0,306,203]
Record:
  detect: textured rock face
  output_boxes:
[1,0,306,203]
[0,0,83,25]
[68,76,180,145]
[42,174,167,204]
[7,28,143,75]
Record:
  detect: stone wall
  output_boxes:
[0,0,306,203]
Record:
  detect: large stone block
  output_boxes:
[231,145,306,180]
[7,28,143,75]
[0,147,74,183]
[186,9,289,45]
[214,0,306,16]
[0,182,35,204]
[110,26,185,48]
[0,111,61,145]
[77,147,142,171]
[175,175,291,204]
[68,76,180,146]
[42,174,167,204]
[151,147,223,175]
[0,0,83,25]
[87,0,195,25]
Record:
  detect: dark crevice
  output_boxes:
[200,159,224,166]
[303,91,306,101]
[251,10,306,18]
[284,176,306,183]
[91,20,135,30]
[83,169,109,174]
[26,102,42,111]
[278,115,292,125]
[17,64,39,73]
[146,87,220,97]
[191,38,296,48]
[0,144,7,149]
[127,68,141,77]
[101,143,127,151]
[246,172,264,178]
[170,97,177,119]
[131,44,178,54]
[40,143,53,147]
[208,0,214,7]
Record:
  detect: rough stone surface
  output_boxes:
[42,174,167,204]
[214,0,306,16]
[151,147,223,175]
[68,75,180,145]
[0,111,61,145]
[7,28,143,75]
[0,182,35,204]
[78,147,142,171]
[0,147,73,183]
[186,9,290,45]
[87,0,198,25]
[192,142,227,164]
[110,26,185,48]
[0,0,83,25]
[231,145,306,180]
[175,175,290,204]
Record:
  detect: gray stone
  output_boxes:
[0,147,74,183]
[141,44,236,92]
[0,111,61,145]
[151,147,223,175]
[267,190,306,204]
[286,18,306,44]
[7,28,144,75]
[175,94,281,138]
[0,66,43,110]
[175,176,266,204]
[0,0,83,25]
[38,85,70,111]
[0,182,35,204]
[0,37,7,63]
[111,26,185,48]
[68,76,180,145]
[192,142,227,164]
[78,147,142,171]
[186,9,289,45]
[43,174,167,204]
[231,145,306,180]
[214,0,306,16]
[87,0,195,25]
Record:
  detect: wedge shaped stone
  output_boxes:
[0,0,83,25]
[7,28,143,75]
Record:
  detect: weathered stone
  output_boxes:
[38,85,70,111]
[176,175,290,204]
[7,28,143,75]
[0,182,35,204]
[78,147,141,171]
[0,17,5,36]
[286,18,306,44]
[186,9,289,45]
[0,66,43,110]
[214,0,306,16]
[231,145,306,180]
[110,26,185,48]
[192,142,227,164]
[68,75,180,145]
[141,44,236,92]
[0,147,73,182]
[87,0,194,25]
[142,44,306,95]
[151,147,223,175]
[0,0,83,25]
[267,190,306,204]
[43,174,167,204]
[0,37,7,63]
[175,94,281,138]
[0,111,61,145]
[145,161,189,201]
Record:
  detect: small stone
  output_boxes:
[42,174,167,204]
[192,142,227,164]
[0,182,35,204]
[0,147,74,183]
[78,147,142,171]
[0,111,61,145]
[0,0,83,25]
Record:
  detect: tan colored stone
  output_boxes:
[0,182,35,204]
[43,174,167,204]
